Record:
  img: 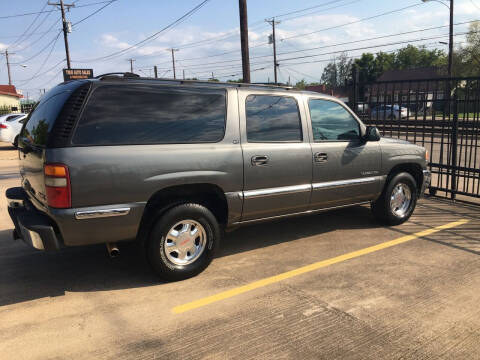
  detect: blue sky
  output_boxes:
[1,0,479,99]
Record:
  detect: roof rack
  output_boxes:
[93,72,295,90]
[95,72,140,80]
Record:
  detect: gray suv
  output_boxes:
[7,74,431,280]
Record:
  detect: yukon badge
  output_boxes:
[361,170,379,176]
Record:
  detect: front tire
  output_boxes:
[372,172,418,225]
[147,203,221,281]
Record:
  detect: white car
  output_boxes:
[0,113,27,146]
[370,105,408,120]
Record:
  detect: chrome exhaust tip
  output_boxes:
[106,242,120,258]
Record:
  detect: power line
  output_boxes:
[149,2,435,67]
[277,31,467,64]
[133,0,360,61]
[17,32,62,86]
[137,22,473,72]
[149,31,462,74]
[10,10,54,51]
[273,0,354,19]
[74,0,211,63]
[72,0,118,26]
[276,20,478,58]
[0,1,118,19]
[16,58,65,85]
[12,30,63,64]
[279,0,361,22]
[10,19,61,60]
[282,3,425,42]
[8,2,49,50]
[147,23,435,69]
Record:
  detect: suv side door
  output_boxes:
[239,89,312,221]
[305,96,382,209]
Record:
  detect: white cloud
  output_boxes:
[100,34,131,50]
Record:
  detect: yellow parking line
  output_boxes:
[172,219,469,314]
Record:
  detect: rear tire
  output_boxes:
[372,172,418,225]
[146,203,220,281]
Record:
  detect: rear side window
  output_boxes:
[72,85,226,145]
[246,95,302,142]
[21,83,81,147]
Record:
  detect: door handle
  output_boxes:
[314,152,328,162]
[251,155,269,166]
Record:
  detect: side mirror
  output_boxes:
[364,126,380,142]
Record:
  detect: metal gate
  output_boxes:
[352,76,480,201]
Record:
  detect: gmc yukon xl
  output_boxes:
[7,74,431,280]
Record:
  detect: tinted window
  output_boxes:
[308,99,360,141]
[72,85,226,145]
[246,95,302,142]
[22,85,76,147]
[6,115,21,122]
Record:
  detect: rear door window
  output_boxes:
[245,95,302,142]
[72,85,226,145]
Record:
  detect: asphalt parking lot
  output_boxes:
[1,143,479,359]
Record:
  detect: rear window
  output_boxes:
[72,85,226,145]
[21,83,82,147]
[6,115,21,122]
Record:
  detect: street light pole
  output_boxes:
[448,0,454,78]
[422,0,453,77]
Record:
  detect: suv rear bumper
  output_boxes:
[6,187,62,251]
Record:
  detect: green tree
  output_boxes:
[394,45,446,70]
[455,21,480,76]
[320,62,337,87]
[295,79,307,89]
[321,52,352,87]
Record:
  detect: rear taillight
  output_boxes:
[0,124,7,129]
[44,164,71,208]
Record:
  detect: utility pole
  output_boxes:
[48,0,74,69]
[3,50,13,85]
[238,0,250,83]
[183,69,185,80]
[266,18,280,84]
[167,48,178,79]
[154,65,158,78]
[448,0,454,78]
[127,58,135,73]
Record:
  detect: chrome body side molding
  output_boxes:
[243,184,311,199]
[232,201,371,225]
[75,207,131,220]
[312,176,382,190]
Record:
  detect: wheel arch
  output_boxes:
[386,163,423,195]
[136,183,229,244]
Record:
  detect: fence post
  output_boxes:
[450,93,458,200]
